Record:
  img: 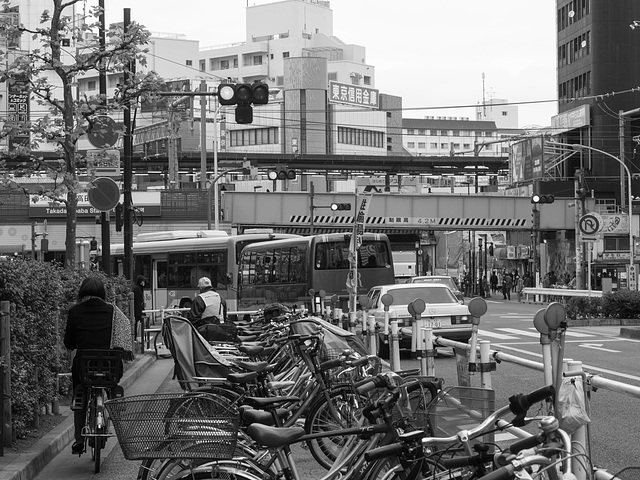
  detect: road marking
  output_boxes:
[560,330,596,338]
[477,329,519,340]
[579,343,621,353]
[492,345,640,383]
[498,328,540,338]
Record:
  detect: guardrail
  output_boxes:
[522,287,602,304]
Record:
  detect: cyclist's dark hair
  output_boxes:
[78,276,106,301]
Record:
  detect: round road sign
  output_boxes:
[87,115,119,149]
[579,212,603,236]
[88,177,120,211]
[467,297,488,318]
[532,308,549,335]
[544,302,566,330]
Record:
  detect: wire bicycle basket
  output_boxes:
[105,393,239,460]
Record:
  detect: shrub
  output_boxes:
[0,258,132,440]
[566,290,640,320]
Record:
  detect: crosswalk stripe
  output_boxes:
[524,327,594,338]
[477,329,519,340]
[498,328,540,337]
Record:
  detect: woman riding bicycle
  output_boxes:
[64,276,134,454]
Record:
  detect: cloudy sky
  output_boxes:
[103,0,557,128]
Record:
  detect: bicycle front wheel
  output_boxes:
[304,387,366,470]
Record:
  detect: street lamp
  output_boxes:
[560,142,634,287]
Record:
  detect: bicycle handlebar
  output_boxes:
[508,385,555,415]
[364,442,405,462]
[422,385,554,448]
[479,455,551,480]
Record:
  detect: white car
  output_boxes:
[366,283,472,358]
[409,275,465,303]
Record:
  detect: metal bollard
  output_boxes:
[479,340,492,389]
[565,361,589,480]
[390,316,401,371]
[424,327,435,377]
[533,308,553,386]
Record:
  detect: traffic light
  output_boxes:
[331,203,352,211]
[531,194,555,204]
[90,238,98,251]
[267,167,296,180]
[217,82,269,124]
[115,202,123,232]
[576,187,589,201]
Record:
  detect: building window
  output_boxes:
[418,129,425,135]
[463,143,471,149]
[233,58,238,68]
[186,60,192,66]
[209,59,215,70]
[229,127,279,147]
[386,112,392,118]
[407,129,414,135]
[61,38,70,47]
[87,80,96,91]
[328,72,337,81]
[430,142,438,149]
[283,52,289,58]
[364,76,371,85]
[253,55,262,65]
[407,142,415,148]
[441,143,448,149]
[221,59,229,70]
[502,111,508,116]
[418,142,426,149]
[199,60,205,71]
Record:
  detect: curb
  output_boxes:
[0,353,156,480]
[619,326,640,340]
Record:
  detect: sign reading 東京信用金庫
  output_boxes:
[329,81,379,109]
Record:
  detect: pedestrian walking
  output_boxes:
[490,270,498,295]
[132,275,146,344]
[503,271,512,300]
[516,275,524,302]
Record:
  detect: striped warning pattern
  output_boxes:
[289,215,386,224]
[436,218,529,227]
[289,215,528,227]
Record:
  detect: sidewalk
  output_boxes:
[0,353,157,480]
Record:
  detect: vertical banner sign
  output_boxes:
[7,78,30,150]
[346,192,374,310]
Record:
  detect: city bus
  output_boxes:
[237,232,395,312]
[111,230,300,312]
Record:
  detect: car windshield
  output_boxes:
[386,286,457,305]
[413,277,457,290]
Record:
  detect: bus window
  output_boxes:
[290,245,306,283]
[277,248,290,283]
[157,262,168,287]
[197,251,227,288]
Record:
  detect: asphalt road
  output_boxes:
[35,299,640,479]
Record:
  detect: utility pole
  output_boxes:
[575,170,584,289]
[123,8,133,280]
[98,0,111,275]
[619,107,640,209]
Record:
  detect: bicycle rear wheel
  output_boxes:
[161,460,266,480]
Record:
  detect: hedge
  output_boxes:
[0,258,132,440]
[566,290,640,320]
